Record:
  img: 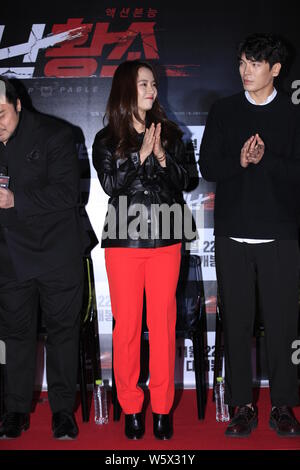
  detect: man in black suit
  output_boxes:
[0,77,84,439]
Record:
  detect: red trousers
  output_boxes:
[105,243,181,414]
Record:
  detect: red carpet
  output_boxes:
[0,388,300,451]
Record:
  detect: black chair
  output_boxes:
[78,255,102,422]
[112,254,207,421]
[212,293,224,401]
[0,256,101,423]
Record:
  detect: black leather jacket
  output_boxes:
[92,127,190,248]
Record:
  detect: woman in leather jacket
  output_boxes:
[92,60,189,440]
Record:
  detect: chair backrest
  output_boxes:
[81,256,94,325]
[141,254,204,338]
[176,254,204,335]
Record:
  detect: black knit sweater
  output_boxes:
[199,91,300,239]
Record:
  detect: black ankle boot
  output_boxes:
[153,413,173,440]
[125,413,144,439]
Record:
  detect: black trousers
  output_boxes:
[215,237,300,407]
[0,258,84,414]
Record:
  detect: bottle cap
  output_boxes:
[216,377,224,383]
[95,379,103,386]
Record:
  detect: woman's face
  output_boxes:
[136,67,157,116]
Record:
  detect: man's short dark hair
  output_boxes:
[0,76,19,110]
[238,33,289,68]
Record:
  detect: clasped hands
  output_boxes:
[139,123,166,167]
[240,133,265,168]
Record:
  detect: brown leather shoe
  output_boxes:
[269,406,300,437]
[225,405,258,438]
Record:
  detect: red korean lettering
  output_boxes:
[120,7,130,18]
[106,22,159,60]
[105,8,116,18]
[133,8,143,18]
[147,8,158,18]
[45,18,93,57]
[44,58,97,77]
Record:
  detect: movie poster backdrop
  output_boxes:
[1,0,300,388]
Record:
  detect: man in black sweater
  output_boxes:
[200,33,300,438]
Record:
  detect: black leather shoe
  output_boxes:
[0,412,30,439]
[125,413,144,440]
[269,406,300,437]
[52,411,79,440]
[153,413,173,440]
[225,405,258,438]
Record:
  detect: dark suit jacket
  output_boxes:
[0,109,83,281]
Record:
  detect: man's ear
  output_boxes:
[272,62,281,78]
[16,98,22,113]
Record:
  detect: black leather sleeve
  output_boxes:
[157,139,190,192]
[92,134,140,197]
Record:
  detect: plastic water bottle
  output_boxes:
[215,377,230,422]
[94,379,108,424]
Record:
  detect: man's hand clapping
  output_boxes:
[240,133,265,168]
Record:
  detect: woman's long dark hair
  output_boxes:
[104,60,182,158]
